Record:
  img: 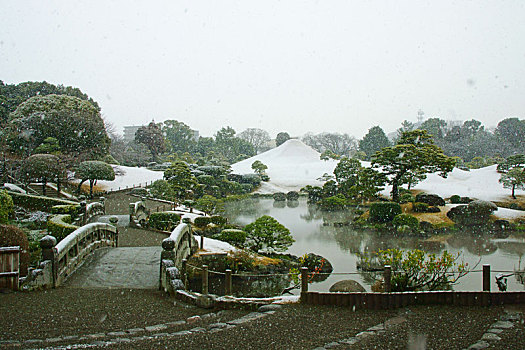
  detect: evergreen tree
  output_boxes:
[359,126,391,159]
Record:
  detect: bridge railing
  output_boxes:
[22,222,118,289]
[159,223,198,295]
[129,198,149,226]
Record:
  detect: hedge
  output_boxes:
[8,191,77,212]
[47,214,78,241]
[51,204,81,217]
[392,214,420,230]
[369,202,402,223]
[0,190,14,224]
[148,212,181,231]
[210,215,228,226]
[286,191,299,201]
[194,216,212,227]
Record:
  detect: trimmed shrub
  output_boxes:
[197,174,216,186]
[415,193,445,206]
[447,200,497,226]
[273,192,286,201]
[392,214,419,230]
[319,195,347,211]
[413,202,429,213]
[0,224,30,276]
[0,190,14,224]
[240,174,262,186]
[419,221,434,232]
[369,202,402,223]
[241,183,253,194]
[286,191,299,201]
[194,216,212,228]
[213,229,247,246]
[148,179,174,201]
[47,214,78,241]
[148,212,181,231]
[460,196,472,204]
[261,174,270,182]
[426,206,441,213]
[50,204,81,217]
[8,191,77,212]
[450,195,461,204]
[398,193,415,204]
[210,215,227,226]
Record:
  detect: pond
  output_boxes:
[223,198,525,294]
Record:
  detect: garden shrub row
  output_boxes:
[8,191,77,212]
[0,190,14,224]
[148,212,181,231]
[212,229,247,246]
[47,214,79,241]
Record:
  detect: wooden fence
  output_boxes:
[0,246,20,291]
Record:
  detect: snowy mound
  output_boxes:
[403,165,523,202]
[231,139,338,194]
[94,165,164,191]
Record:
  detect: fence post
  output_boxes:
[301,267,309,293]
[200,235,204,249]
[202,265,209,295]
[384,265,391,293]
[225,269,232,295]
[181,259,188,289]
[483,264,490,292]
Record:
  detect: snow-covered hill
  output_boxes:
[231,139,524,201]
[231,139,339,194]
[94,165,164,191]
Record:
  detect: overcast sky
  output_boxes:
[1,1,524,138]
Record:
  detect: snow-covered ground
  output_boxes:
[231,139,525,202]
[83,165,164,192]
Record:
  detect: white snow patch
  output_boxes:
[73,165,164,192]
[3,183,26,194]
[194,235,237,254]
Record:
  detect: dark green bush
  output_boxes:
[194,216,212,227]
[398,193,415,204]
[0,190,14,224]
[319,195,347,211]
[197,174,216,186]
[210,215,227,226]
[415,193,445,206]
[369,202,402,223]
[273,192,286,201]
[426,206,441,213]
[286,191,299,201]
[460,196,472,204]
[50,204,81,217]
[392,214,419,230]
[240,174,262,186]
[419,221,434,232]
[241,183,253,193]
[0,224,30,276]
[450,195,461,204]
[8,191,77,212]
[213,229,247,246]
[413,202,429,213]
[148,180,174,201]
[446,200,497,226]
[148,212,181,231]
[47,214,78,241]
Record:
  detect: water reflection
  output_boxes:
[223,198,525,292]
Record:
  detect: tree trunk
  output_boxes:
[42,178,47,196]
[391,178,400,202]
[89,180,94,198]
[512,184,516,199]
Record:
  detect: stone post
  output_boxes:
[301,267,309,293]
[202,265,209,295]
[225,269,232,295]
[182,259,188,289]
[80,201,87,225]
[160,238,175,291]
[129,203,135,222]
[99,197,106,214]
[483,264,490,292]
[40,235,57,287]
[384,265,392,293]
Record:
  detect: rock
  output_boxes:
[491,320,514,329]
[170,278,185,290]
[258,304,282,312]
[415,193,445,206]
[481,332,501,341]
[186,315,201,324]
[329,280,366,293]
[468,340,490,349]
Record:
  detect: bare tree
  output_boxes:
[302,132,358,157]
[238,128,271,154]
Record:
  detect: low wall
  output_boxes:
[300,290,525,309]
